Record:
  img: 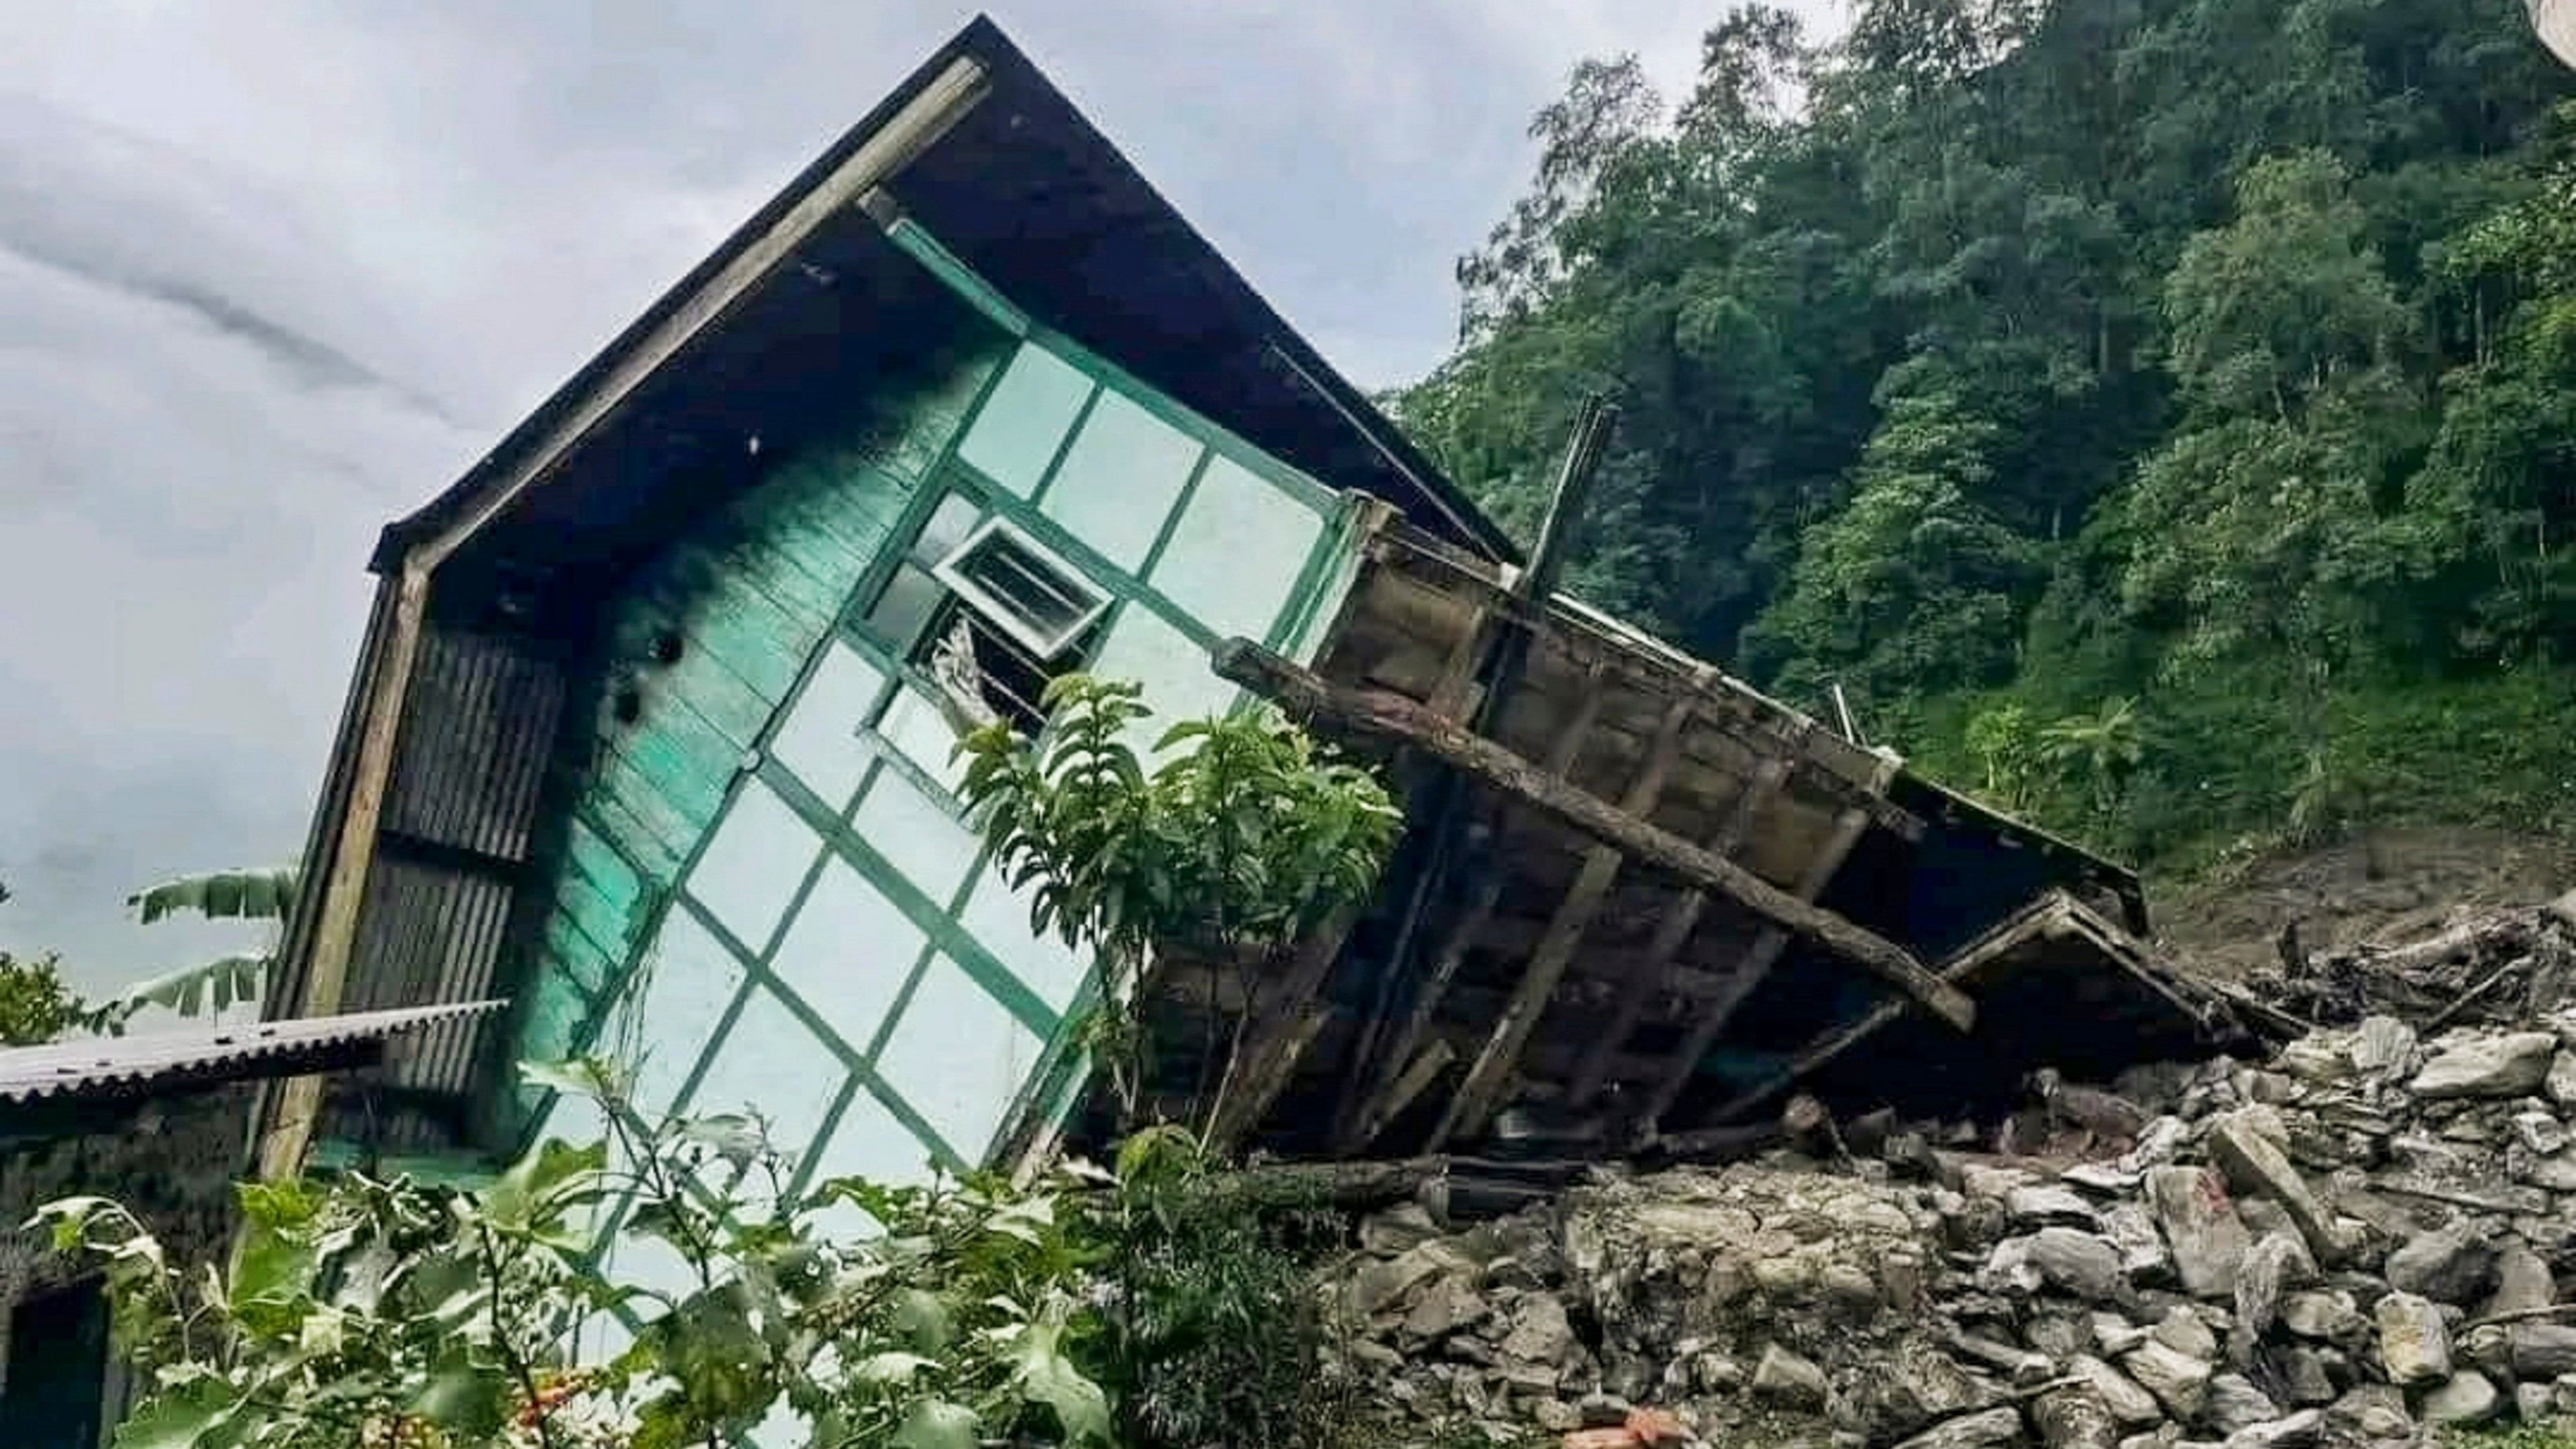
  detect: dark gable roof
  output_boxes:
[377,15,1510,572]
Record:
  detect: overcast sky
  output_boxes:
[0,1,1843,992]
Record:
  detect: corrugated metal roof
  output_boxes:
[0,1002,506,1104]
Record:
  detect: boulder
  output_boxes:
[2549,1046,2576,1110]
[2509,1320,2576,1378]
[1401,1275,1489,1341]
[1350,1241,1464,1318]
[2418,1369,2503,1426]
[2372,1291,2452,1387]
[2013,1184,2105,1229]
[2031,1229,2129,1302]
[2221,1411,2321,1449]
[2382,1226,2497,1306]
[2482,1240,2556,1320]
[2519,1382,2558,1423]
[2350,1017,2418,1077]
[2276,1348,2336,1408]
[2206,1111,2342,1263]
[1360,1202,1444,1255]
[1752,1344,1830,1410]
[2153,1308,2221,1363]
[2205,1374,2282,1434]
[2410,1032,2559,1099]
[2072,1355,2169,1427]
[2035,1388,2124,1449]
[2279,1291,2367,1347]
[2144,1167,2254,1299]
[2122,1341,2214,1421]
[2232,1232,2316,1355]
[1892,1407,2028,1449]
[1498,1291,1577,1367]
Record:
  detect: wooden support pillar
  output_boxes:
[1204,903,1363,1151]
[1350,1040,1457,1149]
[1633,805,1873,1140]
[1568,755,1789,1107]
[1214,640,1973,1032]
[1429,696,1694,1150]
[1340,676,1604,1150]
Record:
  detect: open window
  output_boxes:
[860,491,1109,736]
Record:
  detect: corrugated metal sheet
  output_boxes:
[0,1003,504,1104]
[384,628,564,862]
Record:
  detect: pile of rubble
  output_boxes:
[1326,906,2576,1449]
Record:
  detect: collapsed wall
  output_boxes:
[1323,902,2576,1449]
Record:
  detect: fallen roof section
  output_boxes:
[0,1002,505,1108]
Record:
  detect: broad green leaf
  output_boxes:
[1007,1315,1114,1446]
[128,867,298,925]
[412,1355,513,1438]
[888,1287,954,1353]
[482,1137,605,1232]
[518,1056,619,1098]
[112,1384,239,1449]
[853,1351,939,1384]
[889,1399,979,1449]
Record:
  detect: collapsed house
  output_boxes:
[247,17,2231,1269]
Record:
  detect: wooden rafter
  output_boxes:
[1633,805,1872,1139]
[1566,755,1790,1107]
[1214,640,1975,1031]
[1340,673,1604,1149]
[1204,902,1364,1151]
[1429,695,1695,1149]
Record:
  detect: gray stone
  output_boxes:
[2511,1321,2576,1378]
[2029,1312,2096,1359]
[2119,1433,2182,1449]
[2146,1167,2255,1300]
[2352,1017,2418,1077]
[2014,1184,2106,1228]
[2515,1110,2573,1155]
[2208,1111,2343,1263]
[2221,1411,2321,1449]
[2462,1322,2514,1380]
[1576,1392,1630,1428]
[2206,1375,2282,1434]
[2554,1372,2576,1416]
[2035,1388,2123,1449]
[2483,1240,2557,1320]
[2123,1341,2215,1421]
[1497,1291,1575,1367]
[2277,1349,2337,1408]
[2233,1232,2317,1351]
[2154,1308,2222,1363]
[2411,1032,2560,1099]
[2373,1291,2452,1387]
[2104,1204,2174,1285]
[2419,1369,2503,1426]
[1360,1202,1443,1255]
[1400,1275,1489,1341]
[2519,1382,2558,1423]
[2280,1290,2367,1346]
[2383,1226,2498,1305]
[2549,1046,2576,1109]
[1350,1241,1463,1318]
[1753,1343,1830,1410]
[1892,1407,2028,1449]
[2074,1355,2169,1427]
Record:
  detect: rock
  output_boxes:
[2351,1017,2418,1077]
[2280,1291,2367,1346]
[2233,1232,2317,1355]
[1533,1399,1582,1432]
[1859,1342,1998,1438]
[1577,1392,1631,1428]
[2014,1184,2106,1228]
[2383,1226,2498,1305]
[2418,1369,2503,1426]
[1402,1275,1490,1341]
[2145,1167,2254,1300]
[1626,1407,1688,1448]
[1351,1241,1463,1318]
[1892,1407,2027,1449]
[1499,1292,1577,1367]
[2372,1291,2452,1387]
[2029,1313,2096,1359]
[2410,1032,2560,1099]
[2123,1341,2214,1421]
[2118,1433,2181,1449]
[2035,1388,2123,1449]
[2511,1321,2576,1378]
[1992,1229,2127,1302]
[1360,1202,1444,1255]
[2555,1372,2576,1416]
[2519,1382,2558,1423]
[2206,1375,2282,1434]
[2482,1240,2556,1319]
[2549,1046,2576,1110]
[2514,1110,2573,1155]
[2103,1205,2174,1285]
[2323,1387,2412,1448]
[2154,1308,2221,1363]
[2462,1322,2513,1380]
[1752,1344,1830,1410]
[2276,1348,2337,1407]
[2207,1111,2343,1263]
[2221,1412,2321,1449]
[2073,1355,2169,1427]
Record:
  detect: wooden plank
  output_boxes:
[1214,641,1973,1031]
[1568,755,1790,1107]
[1203,903,1365,1150]
[1632,805,1873,1139]
[1338,674,1603,1149]
[1350,1040,1457,1149]
[1430,695,1693,1149]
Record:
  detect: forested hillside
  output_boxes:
[1396,0,2576,873]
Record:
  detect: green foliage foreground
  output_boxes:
[39,1062,1379,1449]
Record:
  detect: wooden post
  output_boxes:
[1214,640,1974,1032]
[1203,903,1364,1151]
[1632,805,1872,1139]
[1568,755,1789,1107]
[1429,696,1694,1149]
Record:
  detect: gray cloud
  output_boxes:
[0,1,1839,992]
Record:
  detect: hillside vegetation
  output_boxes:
[1396,0,2576,874]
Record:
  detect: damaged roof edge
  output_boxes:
[370,13,1511,576]
[0,1001,506,1107]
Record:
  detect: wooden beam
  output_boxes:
[1203,903,1363,1151]
[1338,676,1602,1149]
[1214,640,1973,1031]
[1632,805,1873,1139]
[1349,1040,1457,1149]
[1430,696,1694,1149]
[1568,755,1789,1106]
